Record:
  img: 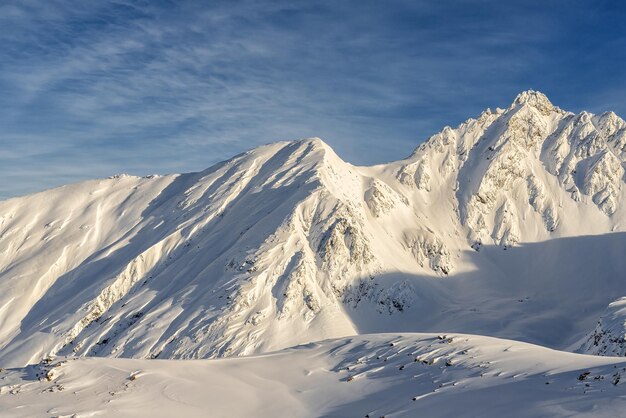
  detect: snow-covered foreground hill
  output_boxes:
[2,333,626,418]
[1,90,626,415]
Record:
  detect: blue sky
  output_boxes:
[1,0,625,199]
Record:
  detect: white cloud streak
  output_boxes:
[1,0,624,199]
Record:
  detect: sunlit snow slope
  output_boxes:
[1,91,625,369]
[3,334,626,418]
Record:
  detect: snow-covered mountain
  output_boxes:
[1,90,625,371]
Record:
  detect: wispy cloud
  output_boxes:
[1,0,625,199]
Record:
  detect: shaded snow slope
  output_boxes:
[2,333,626,418]
[0,91,625,368]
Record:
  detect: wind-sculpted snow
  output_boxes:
[3,333,626,417]
[0,91,625,370]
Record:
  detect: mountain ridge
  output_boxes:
[1,90,625,367]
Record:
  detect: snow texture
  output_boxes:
[1,90,625,416]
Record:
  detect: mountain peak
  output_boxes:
[511,90,555,113]
[297,136,329,149]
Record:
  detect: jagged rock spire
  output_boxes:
[511,90,555,114]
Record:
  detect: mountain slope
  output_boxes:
[578,297,626,356]
[3,333,626,418]
[0,91,625,368]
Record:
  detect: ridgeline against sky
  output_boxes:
[1,0,625,199]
